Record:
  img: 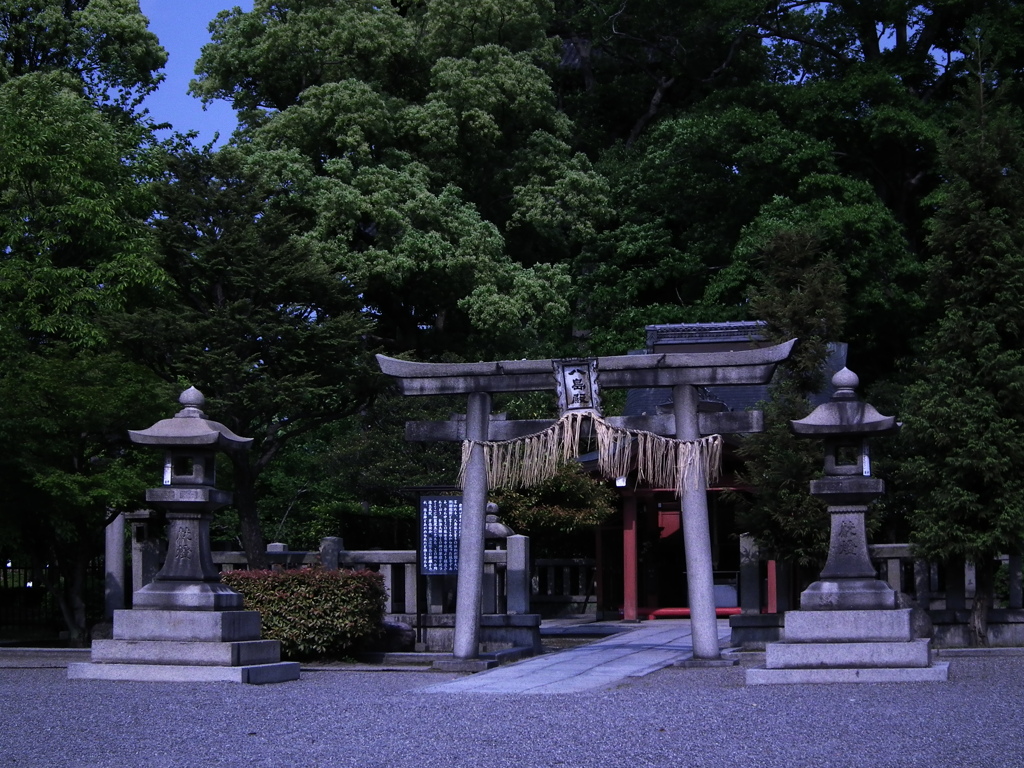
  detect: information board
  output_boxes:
[419,495,462,575]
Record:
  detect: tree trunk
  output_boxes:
[46,543,90,647]
[968,558,993,648]
[233,457,268,569]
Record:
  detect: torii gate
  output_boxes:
[377,339,794,662]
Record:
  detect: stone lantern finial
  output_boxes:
[177,386,207,416]
[831,367,859,396]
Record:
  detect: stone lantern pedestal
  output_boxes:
[69,388,299,684]
[747,369,948,684]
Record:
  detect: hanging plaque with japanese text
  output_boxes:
[419,495,462,575]
[554,358,601,415]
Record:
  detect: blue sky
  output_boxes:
[138,1,254,146]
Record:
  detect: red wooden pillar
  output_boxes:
[623,493,639,621]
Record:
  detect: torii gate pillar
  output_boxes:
[675,384,719,659]
[453,392,491,659]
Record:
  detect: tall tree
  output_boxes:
[111,146,378,566]
[731,228,847,569]
[0,0,165,111]
[192,0,606,361]
[899,38,1024,645]
[0,1,167,639]
[0,70,163,348]
[0,347,169,641]
[552,0,770,151]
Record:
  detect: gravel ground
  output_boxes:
[1,657,1021,768]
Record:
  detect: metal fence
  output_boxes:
[0,560,105,632]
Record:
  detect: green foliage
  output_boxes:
[0,345,169,548]
[552,0,769,151]
[898,43,1024,568]
[221,568,387,660]
[0,344,170,639]
[108,144,377,564]
[731,385,830,568]
[492,463,617,535]
[894,39,1024,641]
[0,2,167,640]
[0,71,164,348]
[193,0,422,118]
[0,0,166,109]
[13,0,1024,591]
[193,0,603,360]
[255,397,460,550]
[730,227,846,565]
[421,0,555,61]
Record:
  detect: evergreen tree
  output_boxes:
[899,38,1024,645]
[192,0,606,360]
[110,146,377,567]
[732,229,846,569]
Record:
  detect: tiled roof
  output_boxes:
[621,323,847,419]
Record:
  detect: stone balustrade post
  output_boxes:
[104,513,126,620]
[506,535,530,615]
[1009,553,1023,610]
[319,537,344,571]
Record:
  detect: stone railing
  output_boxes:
[866,544,1024,611]
[531,558,597,617]
[207,536,532,618]
[733,540,1024,648]
[867,544,1024,647]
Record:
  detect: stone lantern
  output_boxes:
[746,367,948,684]
[127,386,250,610]
[68,387,300,684]
[789,367,899,610]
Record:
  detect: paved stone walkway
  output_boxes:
[425,619,733,694]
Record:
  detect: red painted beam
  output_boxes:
[623,495,638,622]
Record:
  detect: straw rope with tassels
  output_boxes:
[458,411,722,498]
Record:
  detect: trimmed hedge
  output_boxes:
[221,568,386,660]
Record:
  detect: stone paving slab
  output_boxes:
[423,619,733,694]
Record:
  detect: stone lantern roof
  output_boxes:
[790,368,899,438]
[128,387,252,452]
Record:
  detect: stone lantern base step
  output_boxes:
[90,638,282,667]
[67,661,300,685]
[745,608,949,686]
[111,608,262,642]
[784,608,914,642]
[746,663,949,685]
[68,607,299,685]
[766,638,933,669]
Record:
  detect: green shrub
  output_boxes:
[221,568,386,660]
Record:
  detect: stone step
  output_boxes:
[113,609,263,642]
[67,660,300,685]
[783,609,913,643]
[766,638,932,669]
[91,639,281,667]
[0,649,91,668]
[747,662,950,685]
